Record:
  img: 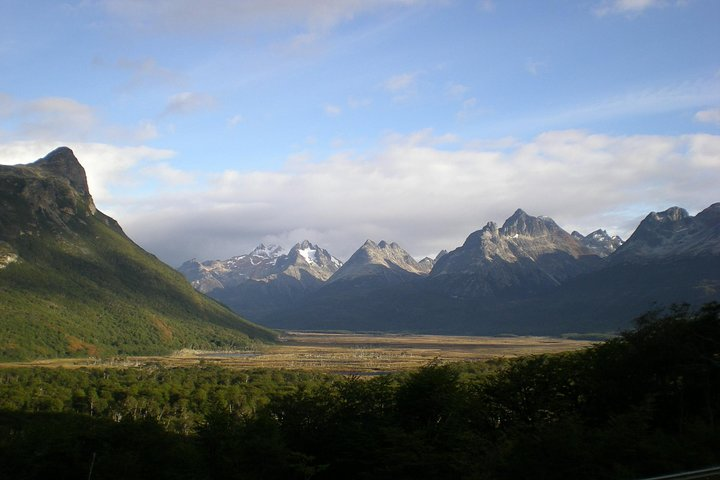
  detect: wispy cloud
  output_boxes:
[594,0,684,17]
[695,107,720,126]
[456,97,486,122]
[347,96,372,109]
[445,82,469,99]
[227,114,244,128]
[0,94,162,143]
[0,96,97,140]
[383,72,419,102]
[510,77,720,132]
[114,57,181,90]
[525,59,547,76]
[162,92,217,116]
[477,0,495,12]
[324,104,342,117]
[102,0,436,39]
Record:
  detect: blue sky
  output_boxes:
[1,0,719,265]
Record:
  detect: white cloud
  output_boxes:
[695,107,720,126]
[163,92,217,116]
[141,162,196,186]
[103,130,720,266]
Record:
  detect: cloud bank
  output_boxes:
[24,129,709,267]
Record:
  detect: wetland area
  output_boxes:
[1,332,595,374]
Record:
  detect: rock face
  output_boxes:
[328,240,427,285]
[0,147,273,360]
[0,147,112,241]
[179,241,342,294]
[429,209,603,298]
[276,240,343,284]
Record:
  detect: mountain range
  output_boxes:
[0,147,274,360]
[181,203,720,334]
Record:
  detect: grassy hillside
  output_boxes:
[0,150,275,361]
[0,215,275,360]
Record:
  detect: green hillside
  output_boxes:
[0,148,275,360]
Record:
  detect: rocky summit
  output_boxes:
[189,240,343,320]
[571,229,624,257]
[429,209,603,298]
[178,243,285,293]
[327,239,428,284]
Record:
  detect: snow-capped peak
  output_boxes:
[250,243,284,259]
[298,246,318,265]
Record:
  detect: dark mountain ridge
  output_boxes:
[260,204,719,333]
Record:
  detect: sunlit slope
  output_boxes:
[0,148,274,360]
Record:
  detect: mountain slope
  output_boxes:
[610,204,720,262]
[178,243,285,293]
[429,209,603,299]
[328,240,427,285]
[0,147,274,360]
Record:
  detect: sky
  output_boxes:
[0,0,719,266]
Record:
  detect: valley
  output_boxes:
[0,332,594,374]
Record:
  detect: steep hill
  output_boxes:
[0,147,274,360]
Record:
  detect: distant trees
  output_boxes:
[1,303,719,479]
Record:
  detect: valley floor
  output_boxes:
[0,332,593,374]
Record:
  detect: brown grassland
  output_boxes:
[0,332,594,374]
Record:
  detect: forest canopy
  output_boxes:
[1,303,718,479]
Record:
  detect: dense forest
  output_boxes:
[1,303,719,479]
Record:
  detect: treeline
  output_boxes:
[1,303,719,479]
